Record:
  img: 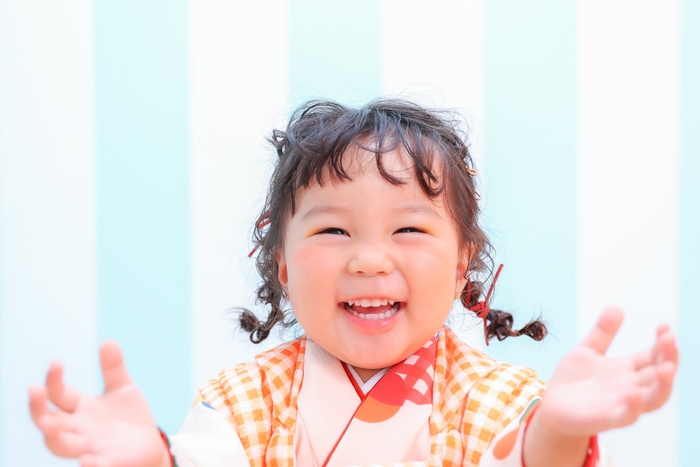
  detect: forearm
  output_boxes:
[523,411,590,467]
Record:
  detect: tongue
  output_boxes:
[353,304,393,314]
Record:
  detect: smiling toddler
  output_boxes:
[30,99,678,467]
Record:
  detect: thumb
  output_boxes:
[580,307,625,355]
[99,340,132,392]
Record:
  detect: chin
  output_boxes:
[349,349,407,370]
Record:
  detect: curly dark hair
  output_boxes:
[239,99,547,345]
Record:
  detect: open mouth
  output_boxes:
[343,299,402,320]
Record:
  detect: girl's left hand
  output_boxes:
[535,306,678,437]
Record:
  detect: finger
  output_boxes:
[655,328,679,366]
[45,362,81,413]
[39,408,81,434]
[80,454,109,467]
[30,387,79,432]
[580,307,624,355]
[29,385,55,426]
[39,414,88,457]
[634,326,678,371]
[640,360,677,412]
[632,348,654,371]
[634,365,659,387]
[607,390,643,428]
[100,340,132,392]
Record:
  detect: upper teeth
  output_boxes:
[346,299,396,307]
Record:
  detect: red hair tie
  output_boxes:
[464,264,504,346]
[248,210,271,257]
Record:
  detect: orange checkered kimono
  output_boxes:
[168,328,614,466]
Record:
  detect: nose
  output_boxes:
[347,241,394,276]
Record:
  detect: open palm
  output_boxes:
[536,307,678,437]
[29,341,168,467]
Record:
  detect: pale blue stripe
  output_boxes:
[289,0,382,106]
[96,0,190,433]
[483,1,576,380]
[0,160,3,467]
[0,144,3,467]
[680,1,700,465]
[2,2,97,466]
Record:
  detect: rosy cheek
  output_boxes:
[290,244,334,272]
[399,247,445,268]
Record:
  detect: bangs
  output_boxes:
[273,100,470,213]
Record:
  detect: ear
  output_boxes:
[276,250,288,288]
[454,247,472,299]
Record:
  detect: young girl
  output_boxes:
[29,99,678,467]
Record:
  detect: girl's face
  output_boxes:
[277,147,469,379]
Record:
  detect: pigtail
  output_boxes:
[461,277,548,343]
[238,198,297,344]
[484,310,548,342]
[239,305,286,344]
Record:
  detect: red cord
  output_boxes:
[465,264,504,346]
[248,210,271,257]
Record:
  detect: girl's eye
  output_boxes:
[395,227,424,234]
[318,227,348,235]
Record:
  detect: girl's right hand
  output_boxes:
[29,341,171,467]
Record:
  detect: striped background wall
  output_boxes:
[0,1,696,466]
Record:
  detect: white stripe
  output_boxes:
[0,1,96,465]
[380,0,485,171]
[576,1,680,464]
[189,1,291,390]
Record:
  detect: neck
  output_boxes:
[351,366,383,383]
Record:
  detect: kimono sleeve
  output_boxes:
[167,400,250,467]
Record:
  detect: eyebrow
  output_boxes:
[300,205,349,221]
[300,204,443,221]
[392,204,443,220]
